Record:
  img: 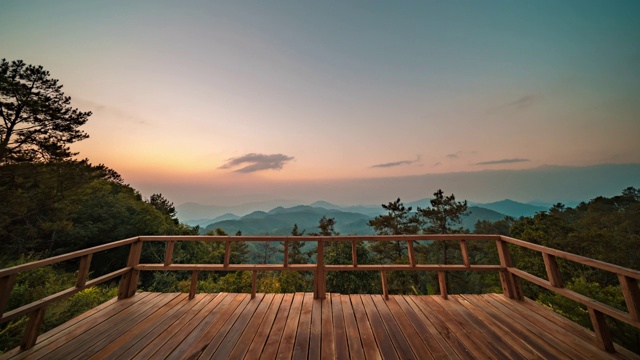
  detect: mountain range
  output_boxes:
[181,199,549,236]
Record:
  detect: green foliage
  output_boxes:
[287,224,309,264]
[481,188,640,353]
[325,241,378,294]
[0,59,91,163]
[0,256,117,353]
[368,198,420,235]
[417,190,468,234]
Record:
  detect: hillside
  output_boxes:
[202,204,507,235]
[477,199,548,218]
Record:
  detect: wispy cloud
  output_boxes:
[220,153,294,173]
[446,153,459,159]
[371,155,421,168]
[73,97,148,125]
[486,94,541,115]
[507,94,539,109]
[474,158,530,166]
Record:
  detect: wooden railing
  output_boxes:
[1,234,639,353]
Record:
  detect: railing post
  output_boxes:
[224,240,231,267]
[542,253,564,288]
[438,271,448,299]
[588,307,614,352]
[407,240,416,267]
[189,271,198,300]
[283,240,289,267]
[380,271,389,300]
[351,240,358,267]
[76,254,92,288]
[0,274,17,318]
[20,306,46,350]
[459,240,470,268]
[164,241,175,266]
[118,238,143,299]
[315,239,326,299]
[496,238,522,300]
[618,275,640,321]
[251,270,258,299]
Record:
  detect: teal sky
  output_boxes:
[2,1,639,205]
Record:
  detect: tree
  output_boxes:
[148,193,179,225]
[288,224,308,264]
[368,198,419,262]
[368,198,421,294]
[0,59,91,163]
[418,190,468,236]
[317,216,337,236]
[417,190,468,292]
[278,224,311,292]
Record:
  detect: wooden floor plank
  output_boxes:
[226,293,276,359]
[490,293,621,360]
[371,294,416,359]
[464,294,572,360]
[331,293,350,359]
[393,295,454,360]
[292,293,314,359]
[133,293,227,360]
[5,292,638,360]
[420,296,492,359]
[350,295,382,360]
[341,295,365,359]
[385,296,435,360]
[119,294,212,359]
[88,293,189,359]
[275,292,304,359]
[519,296,636,360]
[259,293,294,360]
[360,294,399,360]
[68,293,181,359]
[8,293,151,360]
[320,294,335,360]
[200,293,261,359]
[409,296,477,360]
[475,294,581,359]
[38,292,165,360]
[308,295,322,360]
[452,295,540,359]
[432,295,522,359]
[168,293,250,360]
[243,294,285,360]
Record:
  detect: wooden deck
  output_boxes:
[2,292,638,360]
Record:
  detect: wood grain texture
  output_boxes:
[2,292,637,360]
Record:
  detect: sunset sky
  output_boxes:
[2,1,639,206]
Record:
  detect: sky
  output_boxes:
[2,1,639,206]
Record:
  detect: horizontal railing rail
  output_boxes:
[0,236,141,350]
[499,235,640,352]
[1,234,638,353]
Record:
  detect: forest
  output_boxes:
[1,59,639,353]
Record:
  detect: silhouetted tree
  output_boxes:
[368,198,422,293]
[148,193,179,224]
[417,189,468,292]
[0,59,91,163]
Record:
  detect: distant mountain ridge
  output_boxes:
[179,198,551,229]
[199,203,513,236]
[470,199,548,218]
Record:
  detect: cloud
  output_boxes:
[507,94,539,109]
[73,97,148,125]
[474,158,530,166]
[371,155,421,168]
[219,153,294,173]
[446,154,459,159]
[486,94,541,115]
